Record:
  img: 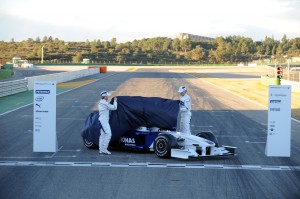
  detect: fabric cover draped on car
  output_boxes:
[81,96,180,145]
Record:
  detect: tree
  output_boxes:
[85,39,90,46]
[91,41,97,53]
[276,45,283,57]
[121,48,130,55]
[214,37,227,63]
[42,36,48,43]
[110,38,117,47]
[54,38,60,43]
[35,37,41,43]
[281,34,290,53]
[288,38,300,56]
[163,39,171,51]
[172,39,180,51]
[59,43,68,53]
[26,38,34,43]
[115,55,125,63]
[72,53,82,63]
[180,39,192,53]
[190,46,205,61]
[103,41,110,49]
[47,36,53,42]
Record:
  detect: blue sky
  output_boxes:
[0,0,299,42]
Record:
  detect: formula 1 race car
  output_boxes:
[81,96,236,159]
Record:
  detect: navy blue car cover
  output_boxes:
[81,96,180,146]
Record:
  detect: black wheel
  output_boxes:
[83,138,97,149]
[196,132,219,147]
[154,134,177,159]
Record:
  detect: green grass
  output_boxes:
[34,63,237,67]
[0,69,13,79]
[0,87,74,115]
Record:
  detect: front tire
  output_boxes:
[196,132,219,147]
[83,138,97,149]
[154,134,177,159]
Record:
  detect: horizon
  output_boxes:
[2,33,297,43]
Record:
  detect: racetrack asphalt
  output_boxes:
[0,68,299,199]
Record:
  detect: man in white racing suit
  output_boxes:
[98,91,117,155]
[177,86,192,136]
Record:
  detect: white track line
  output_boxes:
[0,161,299,171]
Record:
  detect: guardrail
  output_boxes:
[0,68,100,97]
[0,79,28,97]
[26,68,99,90]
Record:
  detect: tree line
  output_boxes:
[0,35,299,65]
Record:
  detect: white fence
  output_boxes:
[26,68,99,90]
[0,68,99,97]
[0,79,28,97]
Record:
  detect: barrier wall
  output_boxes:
[27,68,99,90]
[281,80,300,93]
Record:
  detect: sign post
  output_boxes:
[33,81,57,152]
[265,85,291,157]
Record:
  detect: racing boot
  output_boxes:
[102,149,111,155]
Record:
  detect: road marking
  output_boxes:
[0,161,299,171]
[57,80,96,88]
[21,114,33,118]
[60,149,81,152]
[0,147,81,159]
[216,135,266,138]
[24,130,33,134]
[245,141,266,144]
[191,125,213,128]
[71,105,88,108]
[127,68,138,72]
[57,117,85,120]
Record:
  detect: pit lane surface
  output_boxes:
[0,68,299,199]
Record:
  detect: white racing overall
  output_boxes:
[178,93,192,136]
[98,99,117,153]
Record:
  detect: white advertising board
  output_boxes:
[265,85,291,157]
[33,81,57,152]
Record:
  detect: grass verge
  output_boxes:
[190,73,300,121]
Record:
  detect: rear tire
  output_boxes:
[154,134,177,159]
[83,138,97,149]
[196,132,219,147]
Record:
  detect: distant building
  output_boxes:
[177,33,214,42]
[81,58,90,64]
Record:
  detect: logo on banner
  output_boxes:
[270,100,281,104]
[270,108,280,112]
[35,90,50,94]
[35,96,44,102]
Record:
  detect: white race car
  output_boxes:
[151,130,236,159]
[81,96,236,159]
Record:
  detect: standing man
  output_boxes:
[177,86,192,136]
[98,91,117,155]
